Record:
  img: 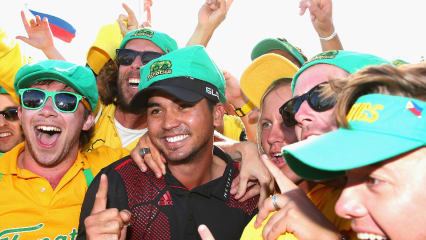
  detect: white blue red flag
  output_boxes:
[29,9,76,43]
[406,100,423,118]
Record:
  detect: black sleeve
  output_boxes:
[77,165,130,239]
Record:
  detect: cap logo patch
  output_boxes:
[305,50,338,65]
[406,100,423,118]
[347,102,383,123]
[147,60,172,80]
[205,87,219,100]
[131,28,154,38]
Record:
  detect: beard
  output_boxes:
[115,71,136,113]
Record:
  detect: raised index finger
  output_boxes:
[91,174,108,214]
[261,155,297,194]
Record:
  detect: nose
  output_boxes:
[161,109,180,130]
[130,55,143,69]
[267,122,285,145]
[0,114,7,126]
[335,185,368,219]
[294,100,313,125]
[39,97,59,117]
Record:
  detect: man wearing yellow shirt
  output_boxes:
[0,60,125,239]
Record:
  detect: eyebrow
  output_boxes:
[147,102,160,108]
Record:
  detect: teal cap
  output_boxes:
[283,94,426,180]
[14,60,98,112]
[291,50,390,93]
[0,86,8,95]
[130,45,226,110]
[251,38,306,66]
[119,28,178,54]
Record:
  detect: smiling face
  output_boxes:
[117,39,164,111]
[147,91,223,163]
[0,94,23,152]
[19,81,94,167]
[293,64,349,141]
[335,147,426,240]
[259,84,299,182]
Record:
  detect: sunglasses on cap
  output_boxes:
[18,88,91,113]
[279,83,336,127]
[116,49,163,66]
[0,107,19,121]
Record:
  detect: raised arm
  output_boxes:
[17,10,65,60]
[186,0,234,47]
[299,0,343,51]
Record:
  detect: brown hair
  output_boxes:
[256,78,293,154]
[325,63,426,128]
[96,59,119,105]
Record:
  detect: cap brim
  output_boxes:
[130,84,204,112]
[283,128,424,180]
[241,54,298,107]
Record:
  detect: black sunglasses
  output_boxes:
[279,83,336,127]
[115,49,163,66]
[0,107,19,121]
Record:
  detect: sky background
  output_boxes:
[1,0,425,79]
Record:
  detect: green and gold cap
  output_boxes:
[251,38,306,66]
[119,28,178,54]
[283,94,426,180]
[130,46,226,111]
[292,50,391,93]
[14,60,98,112]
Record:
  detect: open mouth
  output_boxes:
[357,232,388,240]
[0,132,12,138]
[128,77,140,88]
[271,152,286,168]
[35,125,62,148]
[166,134,189,143]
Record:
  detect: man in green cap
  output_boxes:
[0,60,125,239]
[0,86,23,156]
[282,63,426,240]
[78,46,258,240]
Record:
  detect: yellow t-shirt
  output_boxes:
[0,142,126,239]
[83,103,138,153]
[240,184,355,240]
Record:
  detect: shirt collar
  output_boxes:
[165,146,236,201]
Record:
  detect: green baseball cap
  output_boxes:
[282,94,426,180]
[0,86,8,95]
[14,60,98,112]
[119,28,178,54]
[251,38,306,66]
[291,50,390,93]
[130,45,226,111]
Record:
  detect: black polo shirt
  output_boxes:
[78,146,259,240]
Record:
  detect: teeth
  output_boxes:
[357,232,388,240]
[36,126,61,133]
[0,132,11,137]
[128,78,140,85]
[273,153,282,157]
[166,134,188,143]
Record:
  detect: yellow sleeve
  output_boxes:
[0,27,31,103]
[240,212,298,240]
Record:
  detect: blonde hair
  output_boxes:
[324,63,426,128]
[256,78,292,154]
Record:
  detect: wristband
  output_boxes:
[235,100,255,117]
[319,30,337,41]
